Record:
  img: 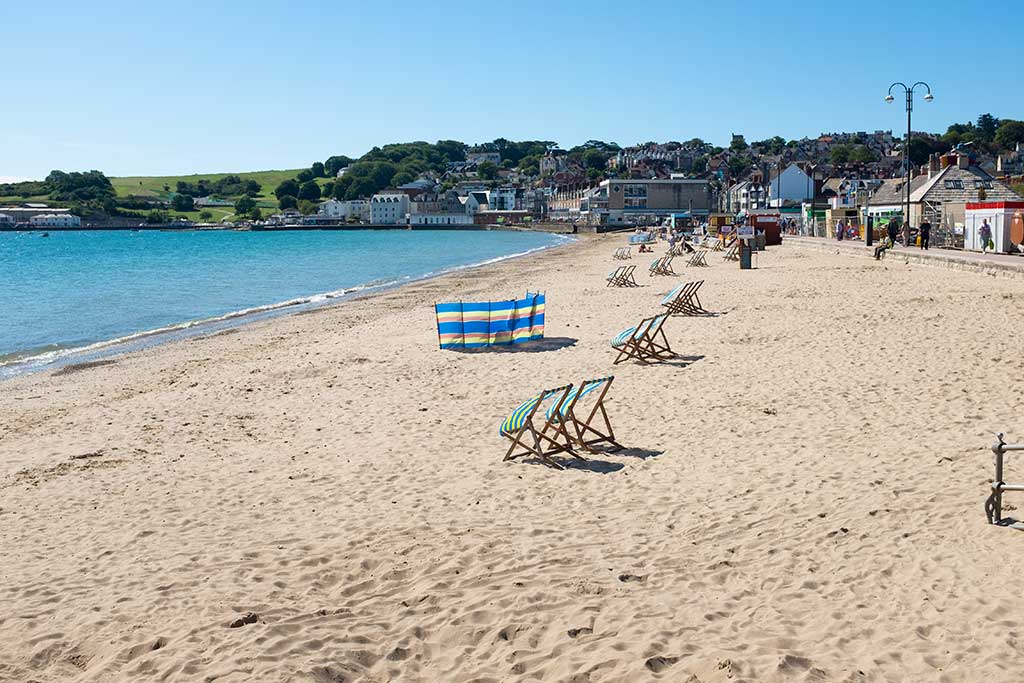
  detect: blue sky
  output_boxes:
[2,0,1022,180]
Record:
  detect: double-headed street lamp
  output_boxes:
[886,81,934,246]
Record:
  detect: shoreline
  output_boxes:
[0,233,578,381]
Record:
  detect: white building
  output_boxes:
[409,213,474,226]
[463,191,489,214]
[370,192,411,224]
[467,151,501,165]
[0,213,13,227]
[768,164,813,207]
[319,198,369,221]
[486,187,519,211]
[29,213,81,228]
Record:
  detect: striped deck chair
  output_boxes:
[661,280,705,316]
[606,265,625,286]
[723,243,739,261]
[500,384,582,469]
[607,265,637,287]
[708,237,724,252]
[548,376,622,453]
[686,248,709,267]
[611,313,674,365]
[649,256,675,276]
[613,247,631,260]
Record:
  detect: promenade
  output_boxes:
[786,235,1024,277]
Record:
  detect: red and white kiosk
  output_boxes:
[964,201,1024,254]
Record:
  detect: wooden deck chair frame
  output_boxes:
[723,244,739,261]
[708,238,724,252]
[608,265,638,287]
[662,280,705,316]
[501,384,582,469]
[686,249,708,267]
[612,314,675,365]
[559,377,623,453]
[606,265,626,286]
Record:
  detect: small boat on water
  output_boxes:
[41,232,49,238]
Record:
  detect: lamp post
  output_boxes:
[886,81,934,246]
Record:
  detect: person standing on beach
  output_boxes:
[919,218,931,250]
[980,219,993,253]
[836,218,845,241]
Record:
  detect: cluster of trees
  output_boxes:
[940,113,1024,154]
[830,144,877,165]
[175,175,261,199]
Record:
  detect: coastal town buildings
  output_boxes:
[369,192,411,225]
[0,213,13,228]
[28,213,81,228]
[768,163,813,207]
[318,198,370,222]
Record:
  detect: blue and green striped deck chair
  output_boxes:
[661,280,706,316]
[546,376,622,453]
[611,313,674,365]
[500,384,582,469]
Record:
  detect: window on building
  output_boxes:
[974,180,993,189]
[944,179,964,189]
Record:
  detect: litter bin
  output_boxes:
[739,239,753,269]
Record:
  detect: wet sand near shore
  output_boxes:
[2,235,1024,682]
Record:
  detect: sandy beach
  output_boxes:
[3,235,1024,682]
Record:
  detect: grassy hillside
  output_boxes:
[110,169,307,200]
[2,168,336,222]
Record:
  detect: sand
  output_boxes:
[2,236,1024,682]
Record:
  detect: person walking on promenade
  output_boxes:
[980,219,993,254]
[836,218,845,241]
[919,218,931,250]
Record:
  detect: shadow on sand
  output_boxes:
[449,337,577,354]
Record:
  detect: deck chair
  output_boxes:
[611,313,674,365]
[708,237,724,252]
[606,265,625,286]
[723,243,739,261]
[615,247,631,260]
[649,256,675,276]
[500,384,582,469]
[547,376,622,453]
[661,280,705,316]
[607,264,637,287]
[686,249,708,267]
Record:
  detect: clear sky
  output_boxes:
[3,0,1022,180]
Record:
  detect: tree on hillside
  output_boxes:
[977,113,1000,143]
[391,171,414,187]
[296,169,314,183]
[995,120,1024,150]
[298,181,321,201]
[279,195,298,210]
[310,161,326,178]
[274,179,300,201]
[297,199,318,215]
[345,177,377,200]
[324,155,354,176]
[729,135,748,152]
[907,136,943,167]
[234,196,256,215]
[583,148,608,171]
[849,145,876,164]
[477,161,498,180]
[728,156,751,176]
[830,144,851,165]
[171,194,195,212]
[199,210,213,221]
[244,180,261,196]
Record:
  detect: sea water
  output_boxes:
[0,229,569,378]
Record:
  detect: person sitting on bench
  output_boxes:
[874,235,894,260]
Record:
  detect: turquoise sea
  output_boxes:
[0,229,569,378]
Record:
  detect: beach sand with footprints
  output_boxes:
[2,235,1024,681]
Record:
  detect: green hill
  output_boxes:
[109,169,335,221]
